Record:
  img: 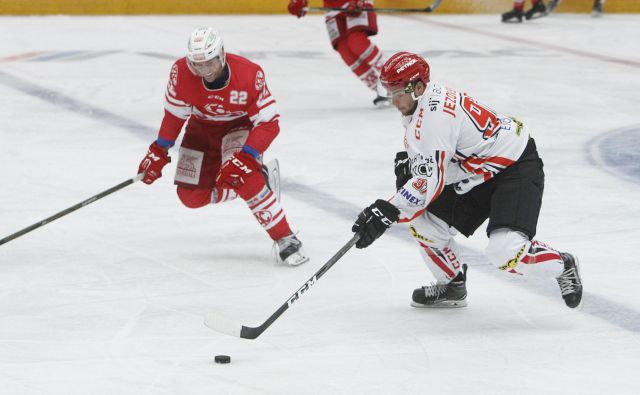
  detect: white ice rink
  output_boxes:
[1,12,640,395]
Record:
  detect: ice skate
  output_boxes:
[373,95,391,108]
[525,1,548,20]
[501,8,524,23]
[276,233,309,266]
[373,81,391,108]
[556,253,583,308]
[412,264,468,308]
[261,159,281,201]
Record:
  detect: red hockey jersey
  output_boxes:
[158,53,279,154]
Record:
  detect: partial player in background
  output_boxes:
[502,0,548,22]
[351,52,583,308]
[137,27,309,266]
[548,0,606,17]
[288,0,390,107]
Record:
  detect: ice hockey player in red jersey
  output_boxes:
[287,0,389,107]
[351,52,582,308]
[137,27,309,266]
[502,0,548,22]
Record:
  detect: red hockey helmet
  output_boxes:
[380,52,430,96]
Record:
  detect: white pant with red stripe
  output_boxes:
[410,213,565,282]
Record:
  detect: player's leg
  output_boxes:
[502,1,525,22]
[410,212,468,308]
[524,0,548,20]
[592,0,605,16]
[328,9,388,106]
[487,138,582,307]
[547,0,561,12]
[174,123,308,266]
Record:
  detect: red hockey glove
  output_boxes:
[216,150,263,193]
[288,0,308,18]
[138,142,170,185]
[346,0,365,15]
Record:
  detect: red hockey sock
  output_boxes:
[336,31,382,91]
[514,1,525,10]
[246,186,292,240]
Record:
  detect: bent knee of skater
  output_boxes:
[176,186,212,209]
[486,228,529,270]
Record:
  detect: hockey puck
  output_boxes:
[214,355,231,364]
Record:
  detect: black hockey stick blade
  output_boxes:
[204,234,360,340]
[0,173,144,247]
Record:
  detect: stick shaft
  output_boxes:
[0,174,143,246]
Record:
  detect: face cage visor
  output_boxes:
[187,56,223,79]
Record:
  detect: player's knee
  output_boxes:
[346,30,370,54]
[486,228,530,271]
[176,186,212,209]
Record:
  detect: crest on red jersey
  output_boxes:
[255,70,265,91]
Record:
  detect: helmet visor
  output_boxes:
[382,81,417,98]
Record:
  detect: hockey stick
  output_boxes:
[308,0,443,13]
[204,234,360,340]
[0,173,144,246]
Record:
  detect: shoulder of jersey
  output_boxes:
[226,53,260,72]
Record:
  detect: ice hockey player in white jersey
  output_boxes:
[351,52,583,308]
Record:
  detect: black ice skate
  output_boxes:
[525,1,548,20]
[276,233,309,266]
[556,253,583,308]
[412,264,468,308]
[501,8,524,23]
[373,95,391,108]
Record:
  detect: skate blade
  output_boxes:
[283,251,310,267]
[411,299,468,308]
[525,12,549,20]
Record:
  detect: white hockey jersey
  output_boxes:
[389,82,530,223]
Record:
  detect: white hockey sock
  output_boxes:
[487,229,564,278]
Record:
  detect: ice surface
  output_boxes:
[1,13,639,395]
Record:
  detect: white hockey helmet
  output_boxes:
[187,27,225,66]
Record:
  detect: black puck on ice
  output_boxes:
[214,355,231,364]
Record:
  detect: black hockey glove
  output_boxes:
[394,151,412,191]
[352,199,400,249]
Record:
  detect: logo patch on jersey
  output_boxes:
[255,70,265,91]
[412,178,428,194]
[414,108,424,140]
[411,154,435,177]
[399,187,424,206]
[168,64,178,96]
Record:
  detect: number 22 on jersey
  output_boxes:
[230,90,247,105]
